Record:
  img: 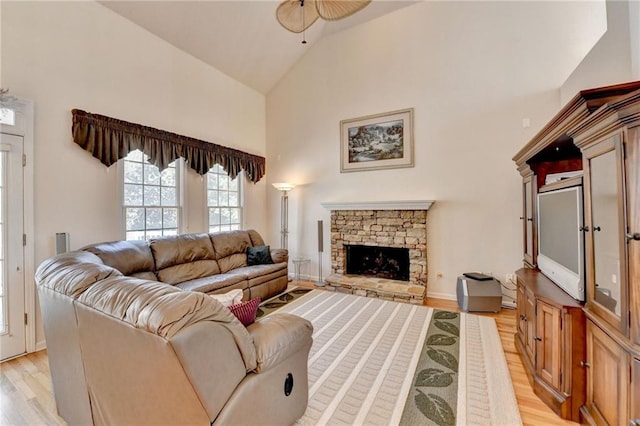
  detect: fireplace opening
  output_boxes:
[345,244,410,281]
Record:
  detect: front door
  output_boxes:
[0,132,25,360]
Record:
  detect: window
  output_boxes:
[123,150,180,240]
[207,164,242,233]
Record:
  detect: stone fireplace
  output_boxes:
[321,200,433,304]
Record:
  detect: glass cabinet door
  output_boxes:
[585,136,628,333]
[523,174,536,267]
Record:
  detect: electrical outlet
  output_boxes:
[502,299,517,309]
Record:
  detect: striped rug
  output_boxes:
[274,290,522,426]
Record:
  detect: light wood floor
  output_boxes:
[0,284,577,426]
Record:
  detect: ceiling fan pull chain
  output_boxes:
[301,0,307,44]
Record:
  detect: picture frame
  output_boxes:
[340,108,414,173]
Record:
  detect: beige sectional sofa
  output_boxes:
[35,230,313,425]
[82,229,289,301]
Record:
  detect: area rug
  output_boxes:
[266,289,522,426]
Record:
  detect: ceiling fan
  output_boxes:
[276,0,371,43]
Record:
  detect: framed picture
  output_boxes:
[340,108,414,173]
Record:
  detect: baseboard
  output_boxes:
[35,340,47,352]
[426,291,457,301]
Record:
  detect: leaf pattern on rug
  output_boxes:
[256,287,312,318]
[433,311,458,320]
[426,334,457,346]
[434,320,460,336]
[415,390,455,426]
[415,368,454,387]
[426,347,459,372]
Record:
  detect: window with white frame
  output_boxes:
[123,150,180,240]
[207,164,242,233]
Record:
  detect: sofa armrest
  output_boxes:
[270,248,288,264]
[246,313,312,373]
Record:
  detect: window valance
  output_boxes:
[71,109,266,183]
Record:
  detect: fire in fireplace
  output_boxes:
[345,244,410,281]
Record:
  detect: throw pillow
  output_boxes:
[209,289,243,307]
[228,298,261,326]
[247,245,273,266]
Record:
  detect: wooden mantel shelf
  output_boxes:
[320,200,434,210]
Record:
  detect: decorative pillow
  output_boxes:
[209,289,243,307]
[247,245,273,266]
[228,298,261,326]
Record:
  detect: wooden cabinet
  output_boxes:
[515,269,585,421]
[572,86,640,426]
[584,321,629,426]
[513,81,640,423]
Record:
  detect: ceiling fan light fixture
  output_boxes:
[276,0,320,33]
[315,0,372,21]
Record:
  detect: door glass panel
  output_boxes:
[525,180,533,257]
[590,150,621,316]
[0,150,6,333]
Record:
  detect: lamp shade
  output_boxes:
[272,182,296,192]
[276,0,319,33]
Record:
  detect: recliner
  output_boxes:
[36,248,313,425]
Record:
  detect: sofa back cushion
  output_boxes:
[210,230,253,273]
[83,240,155,277]
[150,234,220,284]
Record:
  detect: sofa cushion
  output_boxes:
[235,263,287,280]
[247,313,313,374]
[35,251,123,298]
[150,233,217,269]
[247,229,265,247]
[83,240,154,276]
[150,234,220,284]
[130,271,158,281]
[210,231,252,260]
[247,245,273,266]
[174,271,248,294]
[156,260,222,285]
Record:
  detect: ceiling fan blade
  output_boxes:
[315,0,372,21]
[276,0,320,33]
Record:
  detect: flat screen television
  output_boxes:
[536,178,585,301]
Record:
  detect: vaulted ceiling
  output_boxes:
[100,1,419,94]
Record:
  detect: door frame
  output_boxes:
[1,98,35,353]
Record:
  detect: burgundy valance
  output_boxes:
[71,109,266,183]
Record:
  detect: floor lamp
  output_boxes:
[272,183,295,250]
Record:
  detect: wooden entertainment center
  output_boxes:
[513,81,640,424]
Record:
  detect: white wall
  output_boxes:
[629,0,640,78]
[1,1,267,346]
[266,1,608,300]
[560,0,635,103]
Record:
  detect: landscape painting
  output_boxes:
[340,108,414,172]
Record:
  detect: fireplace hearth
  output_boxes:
[346,245,410,281]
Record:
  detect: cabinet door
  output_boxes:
[585,320,629,426]
[625,127,640,345]
[522,175,537,267]
[633,358,640,425]
[583,135,629,335]
[536,301,562,389]
[516,281,526,340]
[524,290,536,362]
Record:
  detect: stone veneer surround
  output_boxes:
[330,209,427,287]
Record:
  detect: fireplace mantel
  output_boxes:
[321,200,434,211]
